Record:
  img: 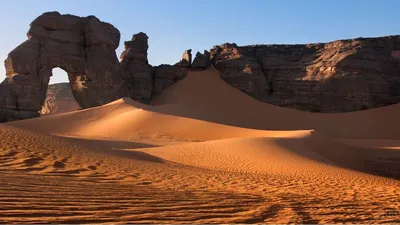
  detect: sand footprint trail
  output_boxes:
[2,68,400,223]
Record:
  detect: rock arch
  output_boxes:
[0,12,127,122]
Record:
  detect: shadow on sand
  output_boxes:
[274,131,400,180]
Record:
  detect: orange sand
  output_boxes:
[1,67,399,223]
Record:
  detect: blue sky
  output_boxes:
[0,0,399,84]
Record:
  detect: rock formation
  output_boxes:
[0,12,127,122]
[120,32,153,103]
[192,50,211,69]
[153,65,188,96]
[176,49,192,68]
[40,83,80,115]
[0,11,399,123]
[210,44,269,100]
[211,36,400,112]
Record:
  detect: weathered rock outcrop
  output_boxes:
[0,11,399,123]
[192,50,211,69]
[0,12,127,122]
[120,32,153,103]
[210,43,269,100]
[119,33,189,101]
[176,49,192,68]
[211,36,400,112]
[40,83,80,115]
[153,65,188,96]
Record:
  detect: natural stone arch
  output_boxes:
[0,12,127,122]
[40,68,80,115]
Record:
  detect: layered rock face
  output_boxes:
[40,83,80,115]
[210,43,270,100]
[0,12,127,122]
[211,36,400,112]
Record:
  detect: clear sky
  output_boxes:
[0,0,399,84]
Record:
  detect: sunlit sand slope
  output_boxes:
[2,68,400,223]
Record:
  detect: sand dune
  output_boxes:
[140,134,400,180]
[10,97,313,141]
[13,67,400,140]
[151,68,400,139]
[2,68,400,223]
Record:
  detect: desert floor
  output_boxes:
[1,68,399,223]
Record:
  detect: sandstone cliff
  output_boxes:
[211,36,400,112]
[40,83,80,115]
